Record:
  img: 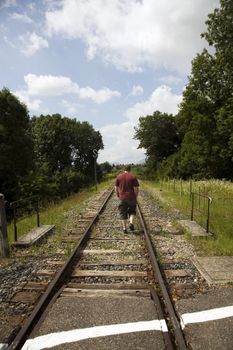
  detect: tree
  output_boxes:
[0,88,34,201]
[201,0,233,103]
[100,162,113,175]
[72,121,103,175]
[134,111,180,170]
[31,114,74,172]
[31,115,104,197]
[176,0,233,179]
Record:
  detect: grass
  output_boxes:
[142,179,233,256]
[7,178,114,244]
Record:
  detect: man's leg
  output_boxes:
[129,215,135,231]
[129,200,137,231]
[129,214,134,225]
[118,200,128,232]
[122,219,128,230]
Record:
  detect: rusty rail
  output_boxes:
[9,188,185,349]
[9,188,114,350]
[137,202,187,350]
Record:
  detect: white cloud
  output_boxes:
[1,0,17,8]
[98,122,145,164]
[126,85,182,123]
[15,90,42,112]
[24,74,78,96]
[99,85,181,163]
[79,86,120,104]
[45,0,219,73]
[22,74,120,104]
[61,99,82,116]
[158,75,183,86]
[129,85,143,97]
[11,12,33,23]
[3,35,16,48]
[19,32,49,56]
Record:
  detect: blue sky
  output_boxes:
[0,0,219,163]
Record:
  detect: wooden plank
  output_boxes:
[61,288,151,298]
[82,249,121,254]
[67,283,148,290]
[90,237,138,241]
[61,236,80,242]
[23,281,49,290]
[72,269,147,278]
[33,269,56,276]
[46,260,65,265]
[164,269,192,278]
[12,225,55,247]
[79,259,147,266]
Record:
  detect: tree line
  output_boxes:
[135,0,233,180]
[0,88,105,204]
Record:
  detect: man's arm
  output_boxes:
[134,186,139,198]
[115,186,120,198]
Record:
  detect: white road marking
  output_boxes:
[181,305,233,329]
[22,319,168,350]
[0,344,8,350]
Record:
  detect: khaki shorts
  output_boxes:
[118,199,137,220]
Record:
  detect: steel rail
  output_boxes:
[149,286,174,349]
[9,187,114,350]
[137,202,188,350]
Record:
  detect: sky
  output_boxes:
[0,0,220,164]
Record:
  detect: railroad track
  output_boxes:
[8,187,188,350]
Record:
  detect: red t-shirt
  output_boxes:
[115,172,139,200]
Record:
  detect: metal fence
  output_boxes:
[160,178,212,233]
[0,194,10,257]
[190,191,212,233]
[10,195,40,241]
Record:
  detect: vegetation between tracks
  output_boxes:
[142,179,233,256]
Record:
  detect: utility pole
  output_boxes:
[0,194,10,257]
[94,157,97,192]
[93,149,98,192]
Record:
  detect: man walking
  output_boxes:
[115,164,139,233]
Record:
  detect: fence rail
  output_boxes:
[0,194,10,257]
[190,191,212,233]
[10,195,40,242]
[160,179,212,233]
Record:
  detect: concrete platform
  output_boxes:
[192,256,233,285]
[176,287,233,350]
[22,293,167,350]
[12,225,55,247]
[178,220,212,237]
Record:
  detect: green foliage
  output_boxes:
[31,114,74,172]
[144,180,233,255]
[99,161,113,175]
[155,153,181,179]
[0,90,104,205]
[134,111,180,171]
[0,88,34,201]
[135,1,233,180]
[175,0,233,179]
[29,115,104,200]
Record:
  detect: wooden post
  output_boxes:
[189,179,192,199]
[191,192,194,221]
[180,179,183,196]
[94,158,97,192]
[173,179,176,192]
[35,199,40,227]
[0,194,10,257]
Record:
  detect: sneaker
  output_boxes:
[123,228,128,234]
[129,224,135,231]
